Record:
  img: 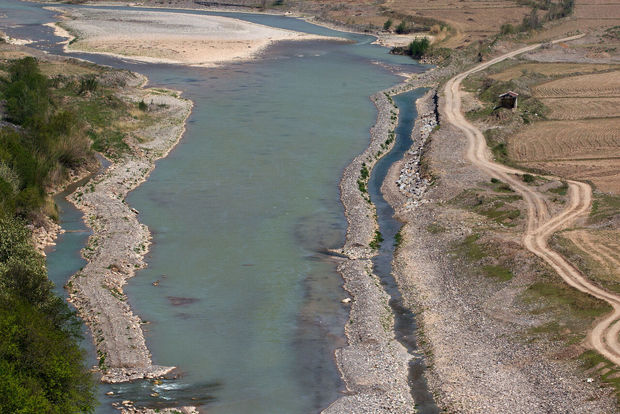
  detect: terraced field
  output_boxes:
[508,118,620,161]
[498,66,620,193]
[489,62,615,81]
[542,97,620,120]
[528,158,620,193]
[385,0,530,46]
[532,70,620,97]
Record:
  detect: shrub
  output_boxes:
[408,37,430,58]
[523,173,535,183]
[500,23,516,35]
[383,19,393,31]
[138,100,148,111]
[78,74,98,95]
[0,217,96,413]
[395,21,411,34]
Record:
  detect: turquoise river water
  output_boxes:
[1,2,431,412]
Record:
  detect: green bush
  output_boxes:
[523,173,535,183]
[78,74,98,95]
[383,19,393,31]
[500,23,516,34]
[408,38,430,58]
[0,217,96,413]
[395,21,411,34]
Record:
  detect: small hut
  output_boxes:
[498,91,518,109]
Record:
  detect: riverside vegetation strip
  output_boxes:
[0,55,97,413]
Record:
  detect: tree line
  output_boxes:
[0,57,96,413]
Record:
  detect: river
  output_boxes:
[1,2,430,412]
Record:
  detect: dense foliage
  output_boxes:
[0,57,97,413]
[0,57,92,220]
[0,217,96,413]
[407,38,430,59]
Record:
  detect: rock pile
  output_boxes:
[395,89,437,209]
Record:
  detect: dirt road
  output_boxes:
[442,35,620,367]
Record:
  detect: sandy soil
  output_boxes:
[50,7,342,66]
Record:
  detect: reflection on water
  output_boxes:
[1,1,429,413]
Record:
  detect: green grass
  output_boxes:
[579,350,620,403]
[525,276,611,320]
[590,193,620,224]
[370,230,384,250]
[482,264,514,281]
[548,181,568,196]
[394,229,403,248]
[457,234,487,261]
[427,223,446,234]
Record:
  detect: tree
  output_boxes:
[408,37,430,58]
[383,19,393,31]
[395,20,411,34]
[0,217,96,413]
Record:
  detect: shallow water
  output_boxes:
[368,90,438,413]
[2,2,429,412]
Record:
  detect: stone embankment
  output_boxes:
[324,83,419,414]
[65,72,193,385]
[395,89,437,209]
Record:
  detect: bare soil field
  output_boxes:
[489,62,616,81]
[529,159,620,193]
[542,97,620,120]
[532,70,620,97]
[508,118,620,161]
[385,0,530,47]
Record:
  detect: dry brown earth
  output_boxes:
[532,70,620,97]
[508,118,620,161]
[542,97,620,120]
[489,62,616,81]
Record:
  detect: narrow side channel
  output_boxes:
[367,89,438,414]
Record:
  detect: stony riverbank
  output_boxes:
[383,77,617,413]
[58,70,196,412]
[325,80,433,413]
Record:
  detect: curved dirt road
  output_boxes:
[442,35,620,367]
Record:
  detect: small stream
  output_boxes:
[367,89,438,414]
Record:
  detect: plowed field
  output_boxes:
[509,118,620,161]
[543,98,620,120]
[533,71,620,97]
[489,63,615,81]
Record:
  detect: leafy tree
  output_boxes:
[3,57,50,126]
[0,218,96,413]
[408,37,430,58]
[383,19,393,31]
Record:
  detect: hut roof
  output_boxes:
[499,91,519,98]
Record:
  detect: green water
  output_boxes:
[1,2,428,412]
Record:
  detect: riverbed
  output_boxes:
[1,2,428,412]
